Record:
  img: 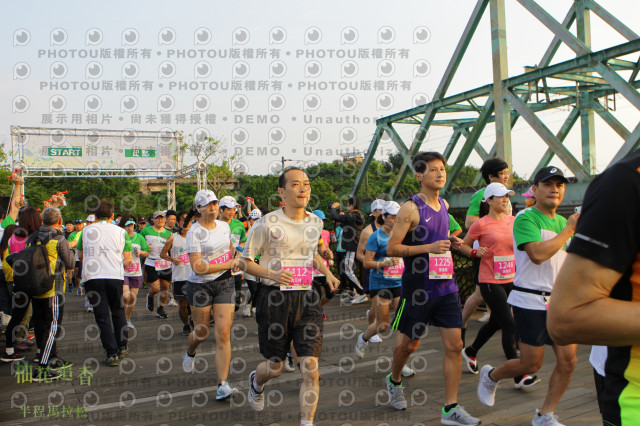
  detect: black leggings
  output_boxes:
[467,282,516,360]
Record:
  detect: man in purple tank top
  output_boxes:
[384,152,480,425]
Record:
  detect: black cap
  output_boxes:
[138,217,146,223]
[534,166,568,184]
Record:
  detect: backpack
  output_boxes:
[6,234,54,297]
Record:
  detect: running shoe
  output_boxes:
[146,294,154,312]
[350,294,368,305]
[248,371,264,411]
[243,302,251,317]
[284,352,295,372]
[33,352,41,364]
[182,324,191,336]
[369,334,382,343]
[167,298,178,307]
[32,368,61,382]
[532,409,564,426]
[182,351,195,373]
[477,311,490,323]
[462,348,479,374]
[48,357,73,371]
[87,305,93,313]
[401,365,416,377]
[477,364,498,407]
[354,333,368,359]
[515,374,541,389]
[127,319,135,329]
[441,404,481,425]
[156,306,168,319]
[216,382,235,400]
[15,342,29,351]
[82,299,90,308]
[105,356,119,367]
[386,373,407,410]
[251,307,256,317]
[117,347,129,360]
[1,351,24,362]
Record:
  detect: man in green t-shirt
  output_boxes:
[219,196,247,311]
[477,166,580,426]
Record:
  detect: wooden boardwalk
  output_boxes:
[0,289,601,425]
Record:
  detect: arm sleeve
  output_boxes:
[568,163,640,273]
[242,221,267,259]
[513,213,541,251]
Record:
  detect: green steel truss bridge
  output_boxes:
[351,0,640,206]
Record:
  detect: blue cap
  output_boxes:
[312,210,326,220]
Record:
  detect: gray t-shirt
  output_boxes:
[242,209,322,289]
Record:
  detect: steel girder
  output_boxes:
[351,0,640,198]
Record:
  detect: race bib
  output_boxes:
[208,250,232,265]
[428,252,453,279]
[124,262,140,273]
[383,258,404,279]
[154,259,171,271]
[178,254,190,264]
[493,255,515,279]
[281,259,313,291]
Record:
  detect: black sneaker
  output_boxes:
[48,357,73,372]
[146,294,154,312]
[1,351,24,362]
[105,356,119,367]
[156,307,168,319]
[32,368,61,382]
[118,347,129,360]
[182,324,191,336]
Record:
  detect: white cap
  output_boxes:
[86,214,96,222]
[249,208,262,219]
[219,195,239,209]
[152,210,165,219]
[483,182,515,201]
[371,199,385,211]
[382,201,401,216]
[195,189,218,208]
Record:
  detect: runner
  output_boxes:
[243,167,340,426]
[218,196,247,312]
[463,158,511,342]
[181,190,238,401]
[548,149,640,426]
[330,198,364,302]
[68,219,84,297]
[120,215,150,329]
[458,183,539,388]
[242,208,262,318]
[477,166,579,426]
[164,209,180,307]
[141,211,173,319]
[161,211,194,336]
[385,152,480,425]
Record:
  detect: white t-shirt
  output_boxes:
[171,233,191,282]
[186,220,232,283]
[79,221,131,281]
[242,209,322,288]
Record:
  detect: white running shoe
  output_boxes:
[354,333,368,359]
[248,371,265,411]
[182,351,195,373]
[167,298,178,307]
[477,364,498,407]
[441,404,481,425]
[462,348,479,374]
[350,294,368,305]
[127,320,135,329]
[477,311,490,323]
[284,352,295,372]
[216,382,236,400]
[401,365,415,377]
[385,374,407,411]
[369,334,383,343]
[532,409,565,426]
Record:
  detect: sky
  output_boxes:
[2,0,638,181]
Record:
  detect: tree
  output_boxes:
[182,134,242,195]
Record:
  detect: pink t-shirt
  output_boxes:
[467,215,515,284]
